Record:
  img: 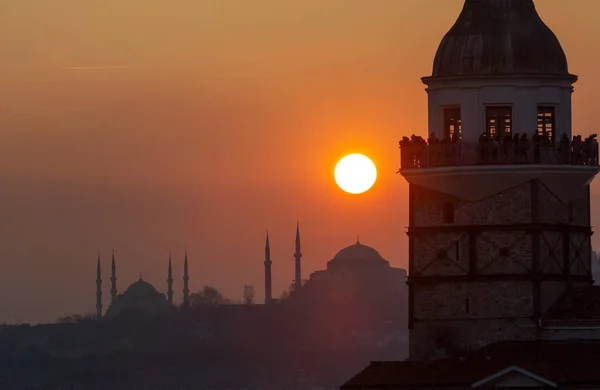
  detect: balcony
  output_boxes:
[399,135,599,170]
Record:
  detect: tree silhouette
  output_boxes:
[189,285,225,308]
[279,290,290,301]
[56,313,96,324]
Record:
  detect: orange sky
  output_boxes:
[0,0,599,323]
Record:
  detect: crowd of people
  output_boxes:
[399,131,599,168]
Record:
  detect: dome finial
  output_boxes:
[356,234,360,245]
[139,272,143,281]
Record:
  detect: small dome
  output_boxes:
[333,242,386,263]
[430,0,572,78]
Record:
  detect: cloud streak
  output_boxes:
[63,65,134,70]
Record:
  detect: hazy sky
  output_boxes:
[1,0,599,323]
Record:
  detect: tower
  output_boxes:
[110,250,117,304]
[265,232,272,304]
[294,222,302,292]
[96,254,102,320]
[167,251,174,305]
[402,0,599,360]
[182,249,190,307]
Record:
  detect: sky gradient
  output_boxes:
[1,0,599,323]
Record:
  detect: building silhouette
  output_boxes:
[264,232,273,304]
[0,227,406,388]
[95,251,183,320]
[342,1,600,388]
[92,224,406,324]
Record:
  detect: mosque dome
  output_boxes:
[104,278,171,320]
[324,239,390,271]
[123,279,161,298]
[333,242,386,263]
[430,0,572,78]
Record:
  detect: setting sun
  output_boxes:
[334,154,377,194]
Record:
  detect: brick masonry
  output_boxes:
[408,178,594,360]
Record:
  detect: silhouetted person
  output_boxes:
[477,133,488,163]
[520,134,530,162]
[573,135,583,164]
[400,137,411,167]
[512,133,520,162]
[428,132,439,145]
[591,135,599,165]
[541,129,551,146]
[559,133,570,163]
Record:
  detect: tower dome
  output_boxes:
[431,0,572,78]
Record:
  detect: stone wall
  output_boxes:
[408,177,594,360]
[540,280,569,314]
[413,280,533,319]
[413,232,469,276]
[477,230,532,274]
[569,231,592,277]
[539,230,564,274]
[538,181,590,226]
[412,182,532,227]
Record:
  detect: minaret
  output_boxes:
[264,232,272,304]
[167,251,174,305]
[294,222,302,292]
[110,250,117,304]
[95,254,102,320]
[182,249,190,307]
[403,0,598,360]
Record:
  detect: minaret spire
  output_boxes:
[96,254,102,320]
[110,250,117,304]
[264,231,272,304]
[167,250,174,305]
[182,249,190,307]
[294,222,302,292]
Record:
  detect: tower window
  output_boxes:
[537,106,555,144]
[486,106,512,138]
[443,107,462,141]
[442,202,454,224]
[465,298,470,314]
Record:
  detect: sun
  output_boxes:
[334,154,377,194]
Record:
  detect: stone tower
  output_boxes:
[110,250,117,304]
[265,232,273,304]
[96,255,102,320]
[402,0,599,360]
[167,251,174,305]
[294,222,302,291]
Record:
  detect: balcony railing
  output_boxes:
[399,136,599,170]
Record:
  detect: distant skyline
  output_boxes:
[1,0,600,323]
